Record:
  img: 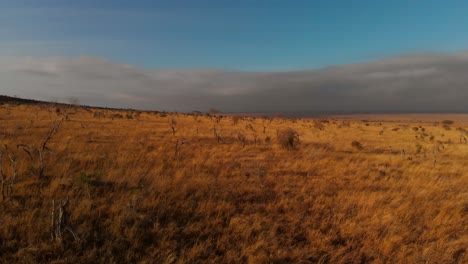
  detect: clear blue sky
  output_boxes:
[1,0,468,71]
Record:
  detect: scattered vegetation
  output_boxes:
[0,101,466,263]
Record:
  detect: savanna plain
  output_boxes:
[0,98,467,263]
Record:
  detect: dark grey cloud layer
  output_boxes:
[1,52,468,113]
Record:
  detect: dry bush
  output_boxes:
[277,128,300,149]
[351,140,364,150]
[313,120,325,130]
[231,115,242,125]
[442,120,454,125]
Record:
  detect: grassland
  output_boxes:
[0,101,467,263]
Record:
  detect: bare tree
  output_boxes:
[18,112,68,177]
[169,118,177,135]
[39,115,67,177]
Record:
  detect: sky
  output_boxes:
[1,1,468,113]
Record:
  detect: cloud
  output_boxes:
[1,52,468,114]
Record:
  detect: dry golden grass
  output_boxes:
[0,102,467,263]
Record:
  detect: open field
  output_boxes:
[0,101,467,263]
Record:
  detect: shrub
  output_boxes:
[313,121,325,130]
[442,120,454,125]
[73,173,99,198]
[415,144,423,154]
[351,140,364,150]
[232,115,242,125]
[277,128,300,150]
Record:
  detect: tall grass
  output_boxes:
[0,103,466,263]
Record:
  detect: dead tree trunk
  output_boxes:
[8,154,16,196]
[51,196,78,242]
[51,199,56,240]
[0,148,9,201]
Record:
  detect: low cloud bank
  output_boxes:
[1,52,467,114]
